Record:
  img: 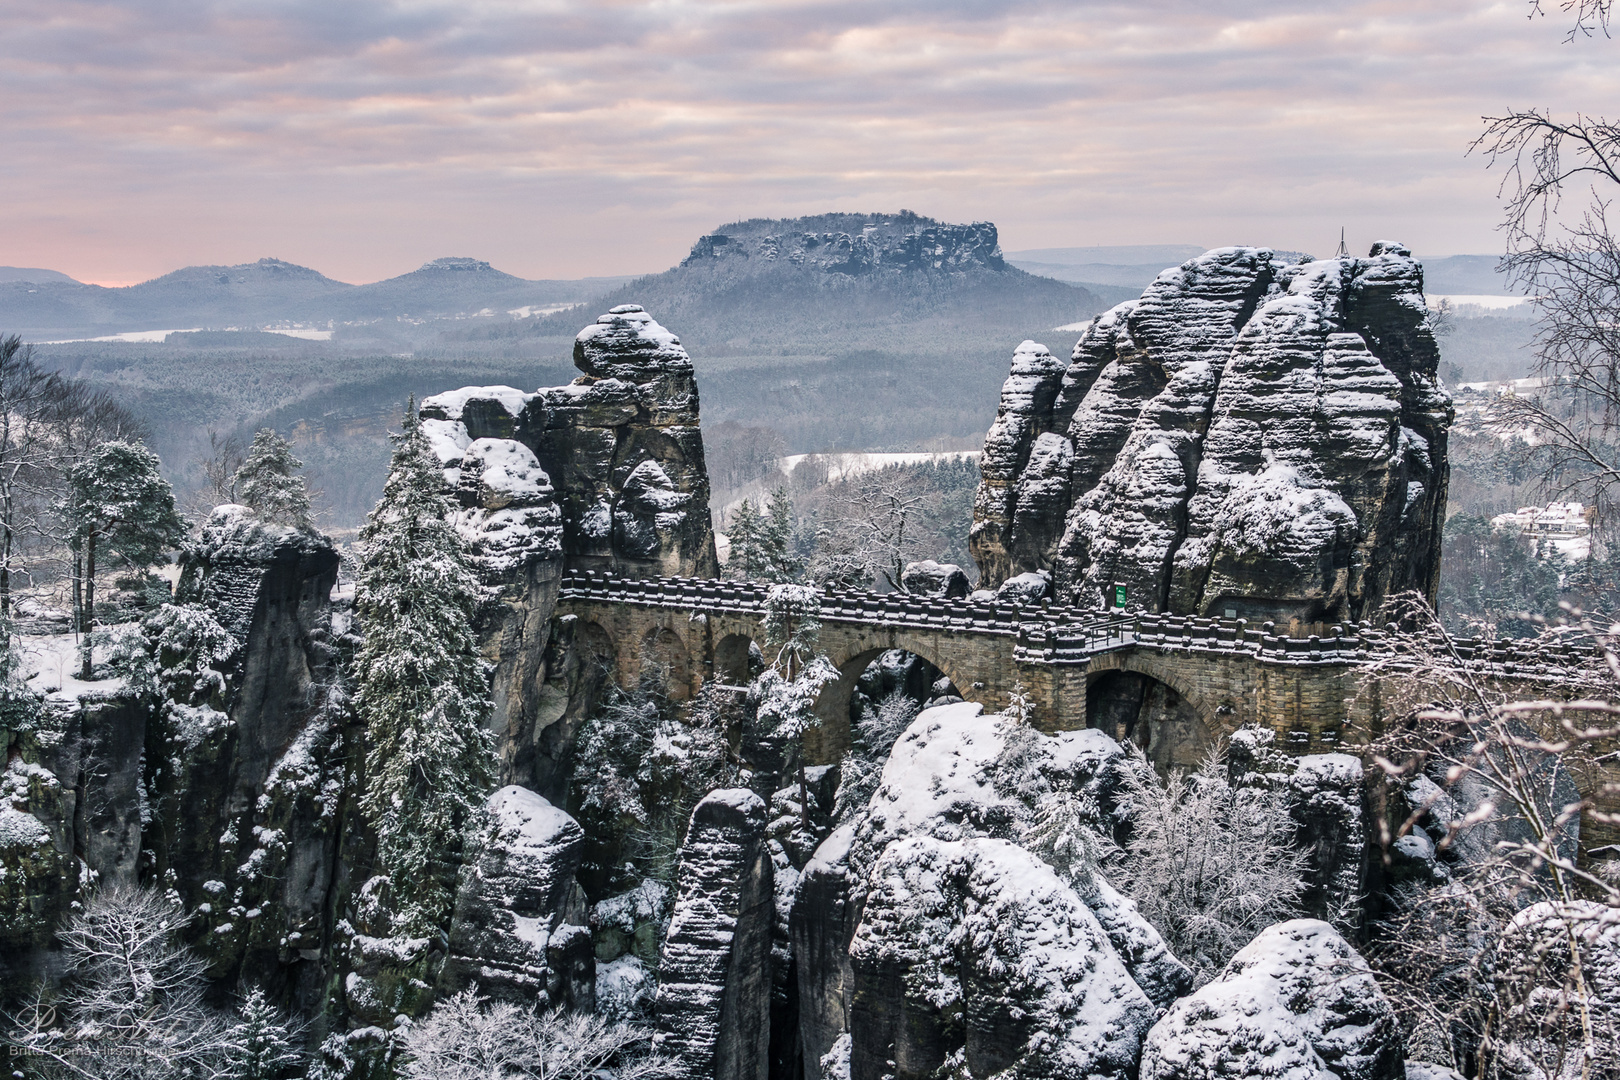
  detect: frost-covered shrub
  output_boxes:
[401,988,665,1080]
[1112,743,1307,985]
[573,681,731,887]
[8,886,303,1080]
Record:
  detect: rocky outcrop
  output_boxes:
[971,244,1451,626]
[1141,919,1404,1080]
[900,560,970,599]
[657,788,775,1080]
[418,305,718,793]
[162,507,346,1004]
[851,835,1156,1080]
[441,785,591,1007]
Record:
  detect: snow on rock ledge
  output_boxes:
[657,788,774,1080]
[441,786,591,1007]
[1141,918,1404,1080]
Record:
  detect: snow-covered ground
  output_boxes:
[12,630,127,701]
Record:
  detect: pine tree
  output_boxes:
[233,428,312,526]
[726,499,764,579]
[221,988,305,1080]
[760,486,801,583]
[65,440,186,676]
[353,403,496,936]
[754,583,838,831]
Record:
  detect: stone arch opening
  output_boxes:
[714,633,764,686]
[1086,668,1211,776]
[808,646,963,765]
[639,626,693,700]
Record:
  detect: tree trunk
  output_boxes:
[80,529,95,679]
[0,519,11,619]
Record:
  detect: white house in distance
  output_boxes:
[1490,501,1592,561]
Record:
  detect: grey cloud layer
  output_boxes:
[0,0,1611,282]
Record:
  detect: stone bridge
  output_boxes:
[554,571,1587,768]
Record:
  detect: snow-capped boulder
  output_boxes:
[900,560,971,599]
[657,788,775,1080]
[970,244,1450,626]
[850,835,1155,1080]
[1141,919,1404,1080]
[995,570,1052,605]
[441,786,590,1007]
[818,704,1186,1077]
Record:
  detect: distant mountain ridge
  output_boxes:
[1,256,637,339]
[0,266,81,285]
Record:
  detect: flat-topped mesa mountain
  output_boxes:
[543,211,1102,353]
[971,243,1452,627]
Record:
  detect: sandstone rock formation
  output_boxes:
[419,304,718,583]
[1140,919,1404,1080]
[657,788,775,1080]
[799,702,1189,1080]
[441,785,591,1007]
[418,304,718,797]
[971,244,1451,626]
[900,560,971,599]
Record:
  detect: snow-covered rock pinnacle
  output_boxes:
[971,243,1451,625]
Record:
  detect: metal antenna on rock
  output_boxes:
[1334,228,1349,259]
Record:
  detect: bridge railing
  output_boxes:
[556,571,1597,677]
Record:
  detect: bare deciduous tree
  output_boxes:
[1528,0,1613,41]
[401,987,665,1080]
[1110,742,1309,986]
[1359,596,1620,1079]
[1472,112,1620,529]
[809,469,930,591]
[7,885,302,1080]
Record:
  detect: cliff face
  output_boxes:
[419,305,719,799]
[420,305,718,584]
[971,243,1452,626]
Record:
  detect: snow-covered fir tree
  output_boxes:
[220,988,305,1080]
[726,488,799,583]
[233,428,312,526]
[65,440,186,675]
[760,486,801,583]
[353,402,496,935]
[726,499,764,580]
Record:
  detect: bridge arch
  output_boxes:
[807,636,970,764]
[1085,653,1220,775]
[714,632,763,686]
[639,625,695,700]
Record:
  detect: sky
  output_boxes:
[1,0,1614,286]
